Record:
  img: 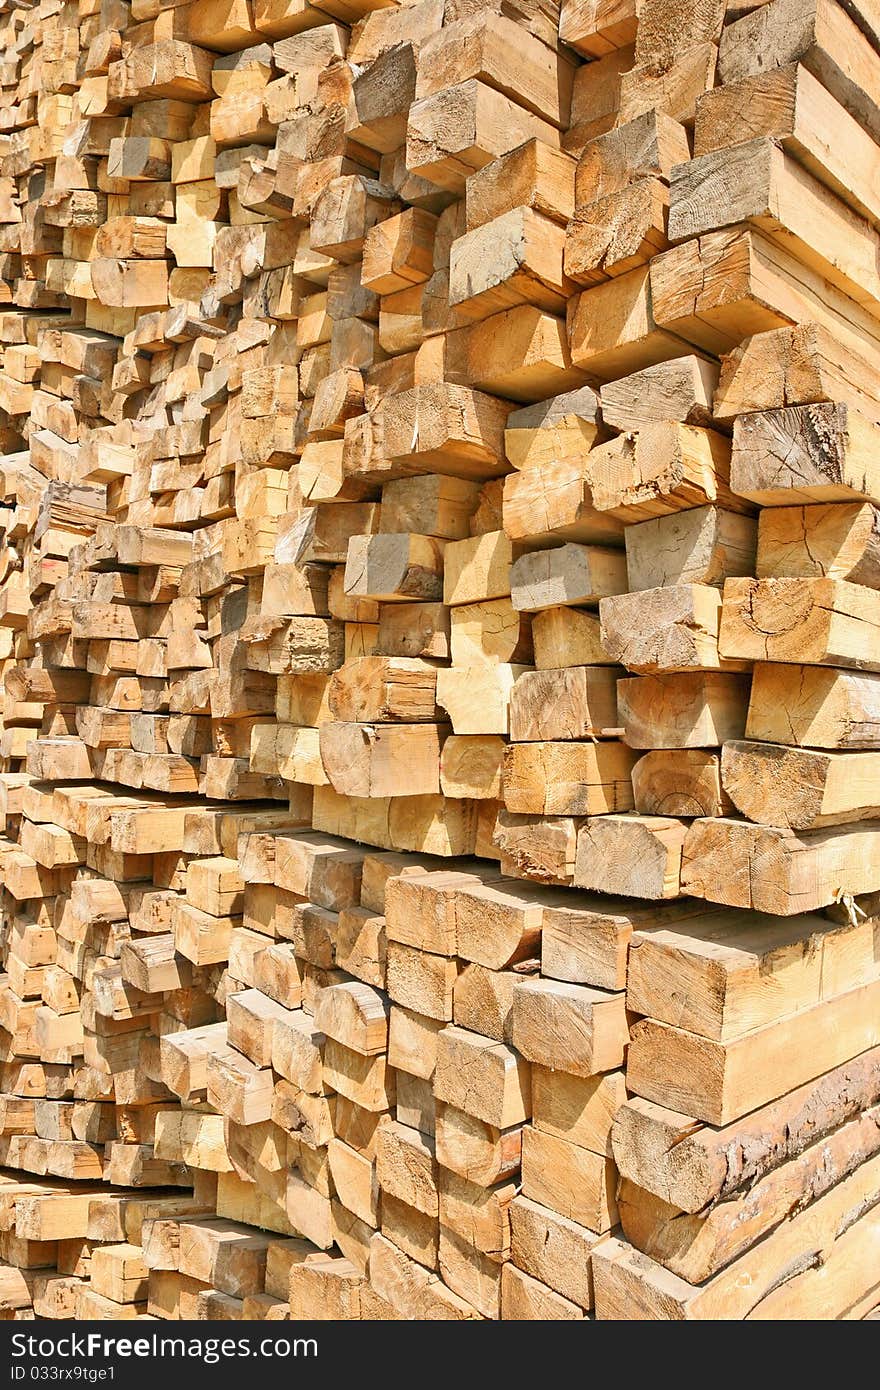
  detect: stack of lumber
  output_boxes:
[0,0,879,1321]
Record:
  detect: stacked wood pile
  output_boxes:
[0,0,879,1322]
